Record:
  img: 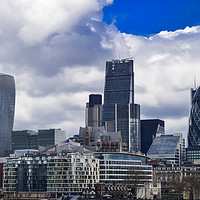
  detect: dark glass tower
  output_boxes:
[102,59,140,152]
[188,87,200,147]
[141,119,165,154]
[0,74,15,156]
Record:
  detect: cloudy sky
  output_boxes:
[1,0,200,141]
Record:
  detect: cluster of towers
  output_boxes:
[85,59,141,153]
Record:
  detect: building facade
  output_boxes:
[102,59,140,152]
[79,126,127,152]
[141,119,165,154]
[94,152,152,185]
[11,130,38,152]
[85,94,103,127]
[0,74,15,156]
[38,129,67,147]
[147,133,185,166]
[186,146,200,162]
[188,87,200,147]
[3,155,47,193]
[47,152,99,198]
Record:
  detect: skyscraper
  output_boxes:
[102,59,140,152]
[85,94,103,127]
[0,74,15,156]
[188,87,200,147]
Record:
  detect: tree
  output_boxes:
[170,176,186,200]
[124,166,145,199]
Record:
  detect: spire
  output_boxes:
[194,76,197,89]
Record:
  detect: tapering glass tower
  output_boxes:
[188,87,200,147]
[0,74,15,156]
[102,59,140,152]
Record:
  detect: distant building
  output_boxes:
[102,59,141,152]
[147,133,185,166]
[188,86,200,147]
[85,94,103,127]
[11,129,67,152]
[79,126,127,152]
[186,146,200,163]
[0,74,15,156]
[11,130,38,152]
[141,119,165,154]
[38,129,67,147]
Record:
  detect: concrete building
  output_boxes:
[85,94,103,127]
[79,126,127,152]
[47,152,99,198]
[0,74,15,156]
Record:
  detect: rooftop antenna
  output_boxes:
[194,76,197,89]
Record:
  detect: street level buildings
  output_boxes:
[0,74,15,156]
[2,151,152,199]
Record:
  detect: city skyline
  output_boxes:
[0,1,200,140]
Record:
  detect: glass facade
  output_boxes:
[0,74,15,156]
[102,59,140,152]
[94,152,152,184]
[11,130,38,152]
[103,59,134,124]
[141,119,165,154]
[186,146,200,162]
[188,87,200,147]
[147,134,185,166]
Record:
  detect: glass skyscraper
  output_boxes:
[188,87,200,147]
[102,59,140,152]
[0,74,15,156]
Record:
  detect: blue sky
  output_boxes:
[103,0,200,36]
[1,0,200,139]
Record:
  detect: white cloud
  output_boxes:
[0,0,199,140]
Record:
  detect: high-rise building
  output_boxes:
[188,87,200,147]
[38,129,67,147]
[102,59,140,152]
[0,74,15,156]
[141,119,165,154]
[85,94,103,127]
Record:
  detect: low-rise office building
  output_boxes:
[147,133,185,166]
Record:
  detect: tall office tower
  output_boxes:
[85,94,103,127]
[0,74,15,156]
[141,119,165,154]
[102,59,140,152]
[188,87,200,147]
